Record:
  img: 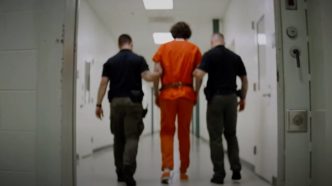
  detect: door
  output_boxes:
[277,0,311,185]
[255,15,278,182]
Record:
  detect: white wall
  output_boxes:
[308,0,332,185]
[76,0,157,158]
[0,0,69,185]
[76,0,117,157]
[222,0,277,182]
[0,1,38,183]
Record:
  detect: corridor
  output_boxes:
[77,134,271,186]
[1,0,332,186]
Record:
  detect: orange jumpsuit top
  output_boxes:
[153,40,202,101]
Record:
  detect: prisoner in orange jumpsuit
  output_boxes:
[152,21,202,184]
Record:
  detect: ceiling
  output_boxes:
[86,0,230,64]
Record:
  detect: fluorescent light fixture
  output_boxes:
[153,32,173,44]
[257,33,267,45]
[143,0,173,10]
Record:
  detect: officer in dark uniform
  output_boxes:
[193,33,248,184]
[95,34,161,186]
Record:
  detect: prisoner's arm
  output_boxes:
[153,63,163,106]
[153,63,163,94]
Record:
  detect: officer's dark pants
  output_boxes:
[207,94,241,178]
[110,97,144,177]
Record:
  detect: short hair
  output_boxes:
[212,33,224,40]
[118,34,132,47]
[170,21,192,39]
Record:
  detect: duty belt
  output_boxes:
[161,82,193,90]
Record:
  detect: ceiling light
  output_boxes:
[143,0,173,10]
[153,32,173,44]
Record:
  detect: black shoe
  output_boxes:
[117,174,125,182]
[125,176,136,186]
[210,175,224,184]
[161,179,169,184]
[232,171,241,180]
[116,171,125,182]
[123,165,136,186]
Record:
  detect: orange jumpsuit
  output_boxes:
[153,39,202,173]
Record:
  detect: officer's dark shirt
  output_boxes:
[102,49,149,101]
[198,45,247,94]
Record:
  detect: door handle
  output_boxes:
[294,49,301,68]
[290,48,301,68]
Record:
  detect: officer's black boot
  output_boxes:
[116,168,125,182]
[124,165,136,186]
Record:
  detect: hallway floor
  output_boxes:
[77,134,271,186]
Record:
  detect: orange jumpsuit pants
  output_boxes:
[159,98,194,173]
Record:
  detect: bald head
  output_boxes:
[211,33,225,48]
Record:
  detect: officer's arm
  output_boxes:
[238,76,248,112]
[193,69,206,93]
[96,77,109,106]
[193,69,206,80]
[240,76,248,100]
[141,64,162,82]
[95,77,109,119]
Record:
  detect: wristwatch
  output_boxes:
[96,104,102,108]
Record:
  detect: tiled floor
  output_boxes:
[77,134,271,186]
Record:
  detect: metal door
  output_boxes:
[255,14,278,182]
[278,0,311,185]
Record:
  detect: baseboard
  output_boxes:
[240,158,255,172]
[93,144,113,153]
[81,153,93,160]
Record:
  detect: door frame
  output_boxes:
[274,0,286,185]
[61,0,287,185]
[62,0,79,185]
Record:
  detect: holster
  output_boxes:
[129,90,144,103]
[204,88,243,102]
[142,108,148,118]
